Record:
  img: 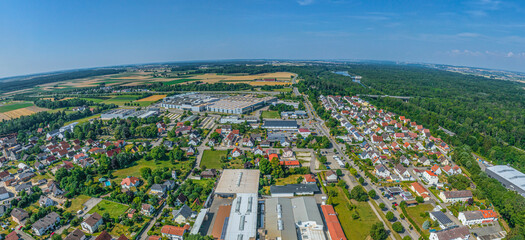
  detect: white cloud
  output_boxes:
[457,32,482,38]
[297,0,315,6]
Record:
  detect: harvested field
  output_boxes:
[137,94,167,102]
[0,105,48,120]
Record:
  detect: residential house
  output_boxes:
[175,194,187,206]
[161,225,190,240]
[303,174,316,184]
[430,211,456,229]
[65,229,86,240]
[458,210,498,226]
[440,190,473,203]
[375,164,391,178]
[172,205,194,224]
[94,231,113,240]
[410,182,430,201]
[141,204,155,217]
[231,148,243,158]
[431,164,442,175]
[0,187,10,200]
[325,170,339,183]
[38,195,56,207]
[200,169,217,179]
[150,184,167,196]
[282,148,294,158]
[32,212,60,236]
[394,164,413,181]
[429,226,470,240]
[423,170,439,185]
[11,208,28,224]
[121,177,141,189]
[81,212,104,234]
[242,137,254,147]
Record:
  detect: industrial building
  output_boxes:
[262,120,298,130]
[485,165,525,197]
[220,116,259,124]
[263,197,325,240]
[207,95,277,114]
[100,108,159,120]
[224,193,258,240]
[215,169,260,198]
[270,184,319,197]
[161,93,276,114]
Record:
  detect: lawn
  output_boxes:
[200,150,228,169]
[405,203,434,233]
[67,194,92,212]
[275,174,303,185]
[326,186,377,240]
[272,88,292,92]
[79,97,106,103]
[112,158,194,184]
[261,111,280,119]
[88,200,129,219]
[65,113,101,125]
[0,102,34,113]
[164,78,200,85]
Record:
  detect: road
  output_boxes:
[301,92,418,240]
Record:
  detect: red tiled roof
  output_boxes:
[425,170,437,177]
[303,174,316,183]
[480,210,497,218]
[161,225,189,236]
[411,182,428,195]
[280,160,300,166]
[321,205,347,240]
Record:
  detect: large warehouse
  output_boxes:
[207,95,277,114]
[485,165,525,197]
[262,120,298,130]
[215,169,260,198]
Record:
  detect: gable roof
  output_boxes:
[161,225,189,236]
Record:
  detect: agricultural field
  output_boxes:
[0,102,48,121]
[88,199,129,219]
[136,94,167,102]
[200,150,228,169]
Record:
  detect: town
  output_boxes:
[0,81,515,240]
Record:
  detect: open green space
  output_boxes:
[200,150,228,169]
[65,113,101,125]
[112,158,194,184]
[0,102,34,112]
[326,186,377,239]
[405,203,434,234]
[272,88,292,92]
[275,174,303,185]
[261,110,280,119]
[88,199,129,219]
[67,194,92,212]
[164,78,200,85]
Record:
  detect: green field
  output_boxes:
[272,88,292,92]
[67,194,92,212]
[65,113,101,125]
[261,111,280,119]
[275,174,303,185]
[326,186,377,240]
[0,102,34,113]
[164,78,200,85]
[88,199,129,219]
[112,158,193,184]
[405,203,434,234]
[200,150,228,169]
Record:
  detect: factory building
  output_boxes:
[485,165,525,197]
[207,95,277,114]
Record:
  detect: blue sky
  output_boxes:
[1,0,525,77]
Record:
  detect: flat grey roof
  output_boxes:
[487,165,525,190]
[215,169,260,194]
[265,198,298,240]
[291,197,323,227]
[263,120,298,128]
[270,184,319,195]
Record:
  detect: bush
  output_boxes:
[386,211,395,221]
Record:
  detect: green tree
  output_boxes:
[259,158,271,175]
[392,222,404,233]
[368,189,376,199]
[415,196,424,203]
[386,211,394,221]
[350,185,368,202]
[370,222,388,240]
